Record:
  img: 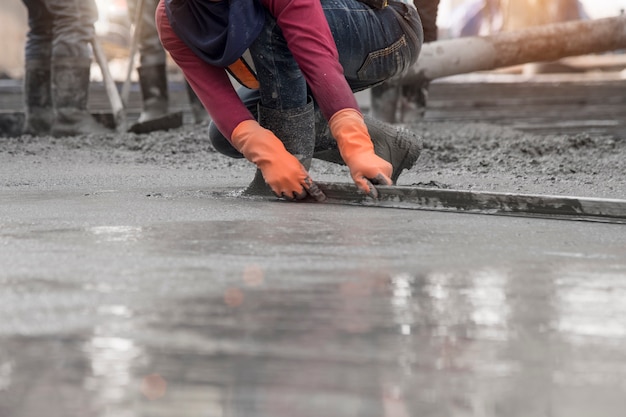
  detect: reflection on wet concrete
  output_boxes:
[88,226,144,243]
[1,191,626,416]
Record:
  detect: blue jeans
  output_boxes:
[210,0,423,158]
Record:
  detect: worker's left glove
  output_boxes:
[329,108,392,198]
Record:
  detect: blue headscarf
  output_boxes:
[164,0,265,67]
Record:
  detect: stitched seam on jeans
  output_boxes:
[357,34,407,79]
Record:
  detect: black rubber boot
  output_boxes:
[313,114,422,184]
[245,99,315,196]
[365,116,423,182]
[22,60,53,135]
[50,58,112,137]
[137,64,169,123]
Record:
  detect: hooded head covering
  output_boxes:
[165,0,266,67]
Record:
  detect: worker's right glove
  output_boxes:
[329,108,393,198]
[230,119,325,201]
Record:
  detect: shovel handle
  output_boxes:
[91,36,127,132]
[121,0,147,106]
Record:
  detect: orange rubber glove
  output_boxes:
[329,108,392,198]
[230,119,326,201]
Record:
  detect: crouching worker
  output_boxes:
[156,0,423,200]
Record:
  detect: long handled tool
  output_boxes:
[91,36,127,132]
[121,0,145,105]
[121,0,183,133]
[315,182,626,224]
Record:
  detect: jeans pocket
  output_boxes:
[356,34,410,82]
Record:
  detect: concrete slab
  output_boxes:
[1,155,626,416]
[1,77,625,416]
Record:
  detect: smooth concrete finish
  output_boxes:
[1,160,625,416]
[1,76,625,416]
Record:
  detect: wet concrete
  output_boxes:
[1,75,626,416]
[1,166,626,416]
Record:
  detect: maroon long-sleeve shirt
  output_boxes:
[156,0,359,140]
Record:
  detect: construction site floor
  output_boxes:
[1,73,625,416]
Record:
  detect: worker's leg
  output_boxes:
[325,0,423,92]
[47,0,110,136]
[128,0,171,123]
[371,0,439,123]
[22,0,54,134]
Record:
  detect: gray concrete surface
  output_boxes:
[1,75,626,416]
[1,165,626,417]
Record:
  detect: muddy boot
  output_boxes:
[50,58,111,137]
[186,81,209,124]
[137,64,169,123]
[22,60,53,136]
[245,99,315,196]
[366,116,423,182]
[314,114,422,184]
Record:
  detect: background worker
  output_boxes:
[126,0,208,126]
[158,0,424,200]
[371,0,586,123]
[21,0,111,136]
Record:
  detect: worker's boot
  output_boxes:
[245,99,315,196]
[185,81,209,124]
[50,58,111,136]
[137,64,169,123]
[22,60,53,136]
[314,113,422,184]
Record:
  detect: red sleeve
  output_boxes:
[156,0,254,139]
[261,0,360,120]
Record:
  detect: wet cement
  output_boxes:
[1,76,626,416]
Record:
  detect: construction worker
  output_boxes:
[126,0,209,127]
[21,0,111,136]
[371,0,585,123]
[448,0,585,37]
[157,0,424,201]
[371,0,441,123]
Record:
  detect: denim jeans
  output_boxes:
[210,0,423,157]
[22,0,98,62]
